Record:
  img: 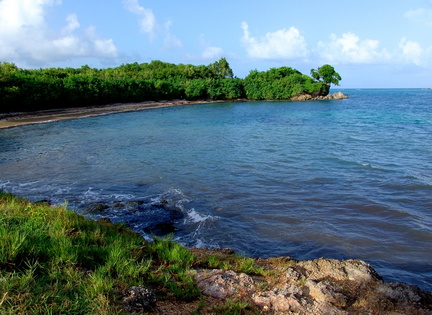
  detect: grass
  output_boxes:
[0,192,266,314]
[0,192,152,314]
[199,254,264,276]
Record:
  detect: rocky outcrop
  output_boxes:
[194,256,432,314]
[291,91,348,101]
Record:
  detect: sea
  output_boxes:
[0,89,431,292]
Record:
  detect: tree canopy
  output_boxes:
[0,59,341,113]
[310,64,342,87]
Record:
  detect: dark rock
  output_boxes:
[85,202,109,213]
[112,202,125,209]
[125,200,144,207]
[221,248,235,255]
[143,222,179,236]
[151,199,169,208]
[123,285,156,312]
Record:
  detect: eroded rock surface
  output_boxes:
[194,256,432,314]
[291,91,349,101]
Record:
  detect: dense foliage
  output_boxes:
[243,66,328,100]
[0,59,340,113]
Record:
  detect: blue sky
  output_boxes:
[1,0,432,88]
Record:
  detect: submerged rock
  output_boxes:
[143,222,179,236]
[85,202,109,213]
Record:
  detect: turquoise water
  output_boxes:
[1,89,431,291]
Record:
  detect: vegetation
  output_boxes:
[243,66,328,99]
[310,64,342,92]
[0,192,265,314]
[0,59,341,113]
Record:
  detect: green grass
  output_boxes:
[0,192,266,314]
[200,254,264,276]
[0,192,177,314]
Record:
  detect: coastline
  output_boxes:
[0,92,348,129]
[0,99,221,129]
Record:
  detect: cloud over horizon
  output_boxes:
[317,33,391,64]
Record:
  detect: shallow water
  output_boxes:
[1,89,431,291]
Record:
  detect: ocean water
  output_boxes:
[1,89,431,291]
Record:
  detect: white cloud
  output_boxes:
[123,0,156,37]
[405,8,432,26]
[63,13,80,33]
[184,35,224,61]
[123,0,182,50]
[398,37,432,67]
[317,33,390,64]
[162,21,183,51]
[0,0,118,64]
[240,22,308,60]
[201,46,223,60]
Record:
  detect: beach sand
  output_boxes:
[0,99,218,129]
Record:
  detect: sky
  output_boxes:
[1,0,432,88]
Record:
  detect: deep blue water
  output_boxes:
[1,89,431,291]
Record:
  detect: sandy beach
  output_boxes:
[0,99,218,129]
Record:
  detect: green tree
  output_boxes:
[310,64,342,87]
[208,57,234,78]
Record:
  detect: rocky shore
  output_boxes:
[290,91,349,101]
[1,193,430,314]
[85,200,432,314]
[153,247,432,314]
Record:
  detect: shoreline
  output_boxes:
[1,192,431,314]
[0,99,222,129]
[0,92,348,129]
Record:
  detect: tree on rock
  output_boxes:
[310,65,342,87]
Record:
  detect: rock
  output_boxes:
[125,200,144,207]
[297,258,382,282]
[85,202,109,213]
[305,279,347,308]
[194,257,432,314]
[377,282,429,303]
[253,289,303,313]
[195,269,257,299]
[290,91,348,101]
[291,94,313,101]
[252,286,306,313]
[151,199,169,208]
[123,285,156,312]
[329,91,349,99]
[143,222,179,236]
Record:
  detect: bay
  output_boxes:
[1,88,431,291]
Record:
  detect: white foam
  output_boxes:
[187,208,213,223]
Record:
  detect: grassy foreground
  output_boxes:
[0,192,263,314]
